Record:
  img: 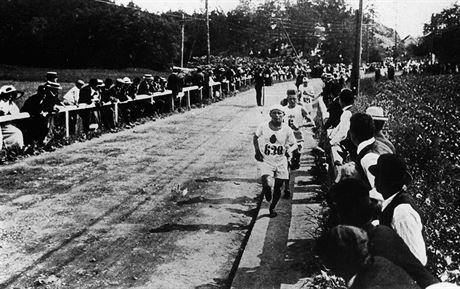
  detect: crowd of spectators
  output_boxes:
[0,56,303,156]
[315,71,458,288]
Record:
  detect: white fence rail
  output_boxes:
[0,80,231,139]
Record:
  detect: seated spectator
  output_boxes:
[369,154,427,266]
[138,74,154,95]
[21,81,63,145]
[167,68,184,110]
[328,88,354,146]
[114,78,134,126]
[62,80,85,105]
[366,106,396,153]
[329,179,439,288]
[0,85,24,150]
[154,76,166,92]
[349,113,393,199]
[100,78,117,132]
[315,225,420,289]
[78,78,103,133]
[37,71,59,93]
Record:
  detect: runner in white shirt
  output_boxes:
[282,90,311,198]
[298,77,317,125]
[253,104,296,217]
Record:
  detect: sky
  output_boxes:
[116,0,459,37]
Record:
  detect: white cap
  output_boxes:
[269,104,285,114]
[366,106,388,121]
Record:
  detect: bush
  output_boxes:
[358,75,460,283]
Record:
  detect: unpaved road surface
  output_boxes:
[0,81,298,289]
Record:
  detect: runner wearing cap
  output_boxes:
[282,90,311,198]
[298,77,317,123]
[253,104,296,217]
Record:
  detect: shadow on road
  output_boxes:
[148,223,248,234]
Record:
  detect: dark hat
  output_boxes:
[143,74,154,80]
[286,89,297,96]
[369,154,412,184]
[315,225,369,272]
[44,81,62,90]
[89,78,99,87]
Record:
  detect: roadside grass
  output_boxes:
[358,75,460,284]
[0,64,168,82]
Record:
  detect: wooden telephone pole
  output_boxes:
[351,0,364,96]
[206,0,210,64]
[181,13,185,67]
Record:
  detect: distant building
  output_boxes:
[402,35,418,48]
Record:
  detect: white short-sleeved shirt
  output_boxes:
[284,105,305,130]
[255,122,296,166]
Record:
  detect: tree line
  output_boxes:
[0,0,394,70]
[413,3,460,65]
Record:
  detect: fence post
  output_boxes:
[65,110,70,138]
[186,90,191,109]
[170,93,175,111]
[199,87,203,103]
[114,102,119,125]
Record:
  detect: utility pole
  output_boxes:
[351,0,364,96]
[181,13,185,67]
[394,0,398,67]
[206,0,210,64]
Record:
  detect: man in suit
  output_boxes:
[78,78,102,133]
[254,67,265,107]
[316,225,420,289]
[166,68,184,111]
[21,81,62,146]
[369,154,427,266]
[328,178,438,288]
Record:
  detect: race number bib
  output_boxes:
[264,144,284,156]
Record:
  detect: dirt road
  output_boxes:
[0,81,313,289]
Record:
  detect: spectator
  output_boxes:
[167,67,184,110]
[388,64,395,80]
[78,78,102,133]
[100,78,117,132]
[37,71,59,93]
[315,225,420,289]
[63,80,85,106]
[349,113,393,199]
[369,154,427,265]
[114,78,134,127]
[329,179,439,288]
[254,67,264,107]
[0,85,24,150]
[375,65,381,82]
[329,88,354,146]
[21,81,63,145]
[138,74,154,95]
[366,106,396,153]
